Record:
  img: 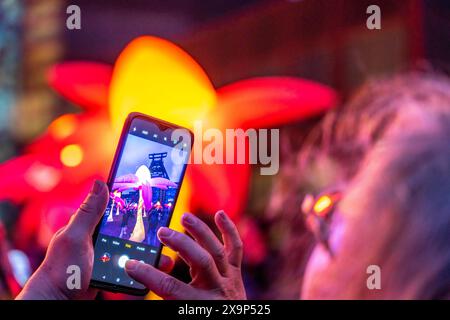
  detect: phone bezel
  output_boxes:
[90,112,194,296]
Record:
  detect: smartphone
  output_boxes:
[90,112,193,295]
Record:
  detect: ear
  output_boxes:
[47,62,113,113]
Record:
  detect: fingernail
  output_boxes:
[91,180,102,195]
[158,227,174,239]
[217,210,226,221]
[182,213,196,226]
[125,259,139,271]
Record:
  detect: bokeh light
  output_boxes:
[60,144,83,167]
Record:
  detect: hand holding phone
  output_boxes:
[17,113,192,298]
[124,210,247,300]
[90,113,193,295]
[16,179,175,300]
[17,112,246,300]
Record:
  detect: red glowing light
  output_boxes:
[0,36,337,261]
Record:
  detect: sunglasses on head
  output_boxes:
[301,190,342,257]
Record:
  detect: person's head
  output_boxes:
[301,70,450,186]
[266,70,450,299]
[301,114,450,299]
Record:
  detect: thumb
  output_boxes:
[66,180,109,237]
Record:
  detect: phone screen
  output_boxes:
[91,116,191,291]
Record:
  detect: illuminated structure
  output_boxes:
[0,36,337,263]
[148,152,170,179]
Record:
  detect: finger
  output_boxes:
[125,260,199,300]
[181,213,228,275]
[157,254,175,273]
[66,180,109,237]
[214,211,243,268]
[157,227,222,285]
[53,226,67,238]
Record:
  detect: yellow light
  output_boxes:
[107,36,214,300]
[60,144,83,167]
[313,195,333,216]
[50,114,77,139]
[149,178,192,301]
[109,36,216,132]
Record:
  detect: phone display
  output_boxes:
[91,113,192,295]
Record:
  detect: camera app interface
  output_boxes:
[92,118,190,290]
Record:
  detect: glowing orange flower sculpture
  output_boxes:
[0,36,337,264]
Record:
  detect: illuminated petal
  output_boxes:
[114,174,139,184]
[135,165,151,184]
[149,177,177,189]
[48,62,112,112]
[214,77,337,128]
[109,36,216,131]
[112,182,139,192]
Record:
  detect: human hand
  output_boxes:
[125,210,247,300]
[16,180,174,300]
